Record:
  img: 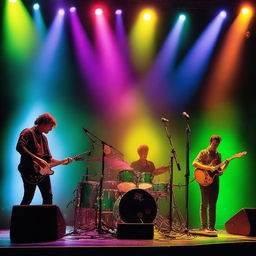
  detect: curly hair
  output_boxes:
[34,113,57,128]
[137,144,149,154]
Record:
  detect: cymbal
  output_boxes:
[105,157,133,170]
[84,157,133,170]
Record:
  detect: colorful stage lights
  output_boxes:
[220,10,227,18]
[115,9,122,15]
[241,7,252,15]
[143,13,152,21]
[179,14,186,21]
[58,9,65,16]
[70,7,76,13]
[33,3,40,10]
[95,8,103,16]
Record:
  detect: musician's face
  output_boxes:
[139,149,148,160]
[41,123,54,134]
[210,139,220,151]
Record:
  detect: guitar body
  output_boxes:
[194,169,219,186]
[194,151,247,186]
[23,155,84,184]
[34,164,55,176]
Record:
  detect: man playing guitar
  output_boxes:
[192,135,229,232]
[16,113,73,205]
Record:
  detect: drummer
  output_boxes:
[130,144,169,176]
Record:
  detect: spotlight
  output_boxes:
[9,0,17,2]
[58,9,65,15]
[220,10,227,18]
[70,7,76,13]
[33,3,40,10]
[143,13,152,21]
[179,14,186,21]
[241,7,251,15]
[115,9,122,15]
[95,8,103,16]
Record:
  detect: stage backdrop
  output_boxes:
[0,0,256,230]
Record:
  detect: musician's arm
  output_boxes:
[192,161,214,171]
[153,166,169,175]
[18,145,49,168]
[49,157,73,167]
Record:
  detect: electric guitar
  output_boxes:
[194,151,247,186]
[22,155,84,184]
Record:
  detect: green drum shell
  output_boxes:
[101,189,118,212]
[80,181,99,208]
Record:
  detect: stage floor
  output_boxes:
[1,227,256,255]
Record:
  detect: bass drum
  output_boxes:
[113,189,157,223]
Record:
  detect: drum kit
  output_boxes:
[73,159,172,234]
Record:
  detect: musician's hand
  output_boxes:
[218,170,224,176]
[63,157,73,165]
[36,158,49,168]
[207,166,216,172]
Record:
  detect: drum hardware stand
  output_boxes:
[161,119,181,233]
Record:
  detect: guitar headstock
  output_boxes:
[235,151,247,158]
[73,155,85,161]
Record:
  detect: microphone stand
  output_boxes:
[162,121,181,232]
[184,117,191,232]
[82,128,118,234]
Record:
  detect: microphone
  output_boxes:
[161,117,169,123]
[182,112,190,119]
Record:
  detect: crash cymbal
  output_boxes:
[84,157,133,170]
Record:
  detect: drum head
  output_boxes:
[118,189,157,223]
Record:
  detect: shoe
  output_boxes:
[208,228,217,232]
[199,227,208,232]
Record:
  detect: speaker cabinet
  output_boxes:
[225,208,256,236]
[117,223,154,239]
[10,205,66,243]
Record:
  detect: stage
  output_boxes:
[1,227,256,255]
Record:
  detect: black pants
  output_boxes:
[199,178,219,229]
[20,175,53,205]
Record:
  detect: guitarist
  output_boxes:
[192,135,229,231]
[16,113,73,205]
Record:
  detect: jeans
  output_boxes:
[20,175,53,205]
[199,178,219,229]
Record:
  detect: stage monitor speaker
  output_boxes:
[10,205,66,243]
[117,223,154,239]
[225,208,256,236]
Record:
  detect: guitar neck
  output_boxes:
[213,156,237,170]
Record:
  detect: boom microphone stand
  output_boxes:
[82,128,120,234]
[161,118,181,232]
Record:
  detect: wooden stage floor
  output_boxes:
[1,227,256,255]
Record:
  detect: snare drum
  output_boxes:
[80,181,99,208]
[101,189,118,212]
[117,170,136,193]
[152,182,169,197]
[138,172,153,190]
